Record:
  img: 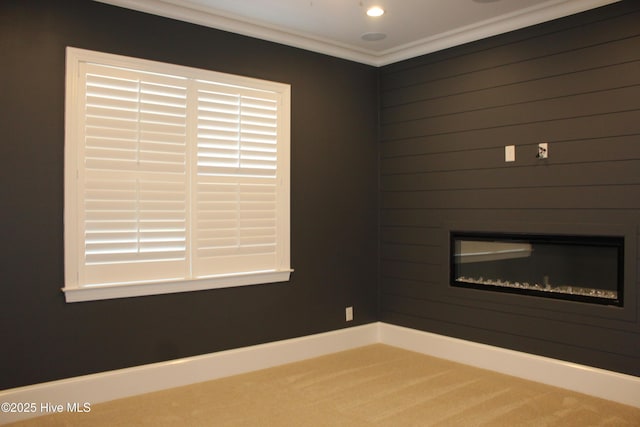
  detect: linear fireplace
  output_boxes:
[450,232,624,306]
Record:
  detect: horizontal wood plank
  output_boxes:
[378,0,640,378]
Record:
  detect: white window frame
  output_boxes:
[63,47,291,302]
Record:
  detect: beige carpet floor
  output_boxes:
[6,344,640,426]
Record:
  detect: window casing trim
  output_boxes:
[62,270,293,302]
[63,47,291,302]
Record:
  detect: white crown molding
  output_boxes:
[2,322,639,424]
[378,0,622,65]
[93,0,380,65]
[93,0,621,66]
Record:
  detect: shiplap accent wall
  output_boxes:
[378,0,640,376]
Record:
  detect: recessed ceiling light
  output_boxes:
[366,6,384,17]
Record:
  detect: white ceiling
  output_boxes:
[95,0,620,66]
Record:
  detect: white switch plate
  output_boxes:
[505,145,515,162]
[345,306,353,322]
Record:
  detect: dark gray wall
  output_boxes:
[0,0,378,389]
[2,0,639,392]
[379,0,640,376]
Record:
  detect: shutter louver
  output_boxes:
[80,64,188,285]
[195,83,278,178]
[193,82,279,277]
[194,180,277,277]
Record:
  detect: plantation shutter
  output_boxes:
[78,63,189,286]
[193,81,280,277]
[66,49,290,295]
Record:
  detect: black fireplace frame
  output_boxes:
[450,231,624,307]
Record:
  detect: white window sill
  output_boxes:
[62,270,293,303]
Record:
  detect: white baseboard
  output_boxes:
[0,324,379,424]
[2,322,639,424]
[379,323,640,409]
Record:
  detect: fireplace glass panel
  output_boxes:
[451,232,623,306]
